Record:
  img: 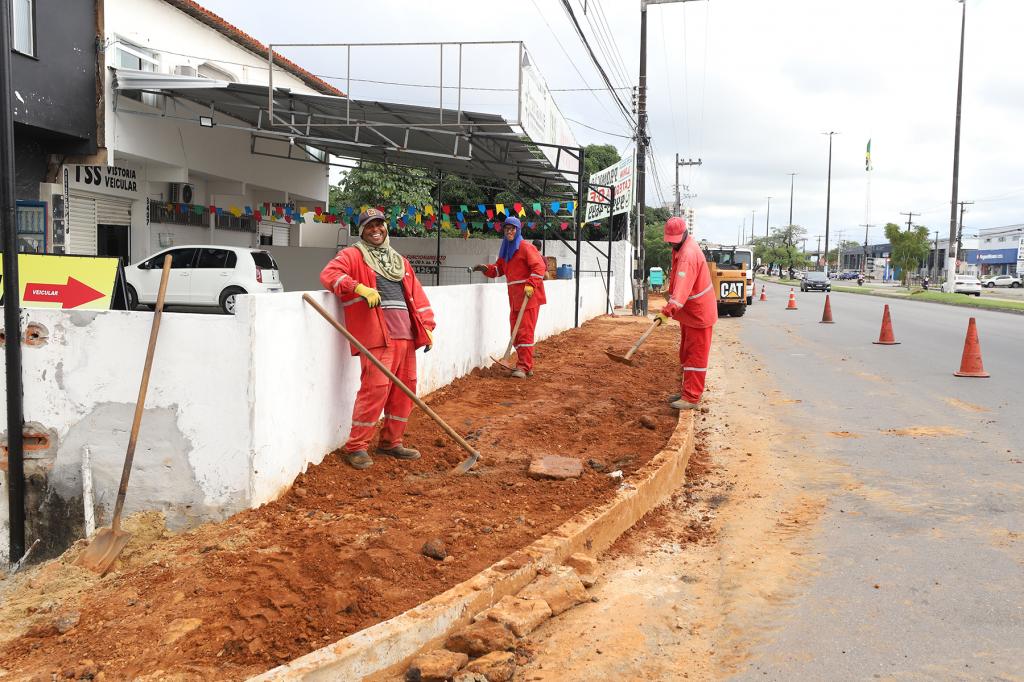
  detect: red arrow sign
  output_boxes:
[23,277,105,309]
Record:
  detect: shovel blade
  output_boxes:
[451,450,481,475]
[75,526,132,576]
[604,350,635,366]
[490,355,516,372]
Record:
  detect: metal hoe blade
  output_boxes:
[490,354,517,371]
[75,527,132,576]
[451,450,481,475]
[604,350,635,366]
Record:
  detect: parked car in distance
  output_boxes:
[125,245,283,314]
[952,275,982,296]
[983,274,1022,288]
[801,271,831,292]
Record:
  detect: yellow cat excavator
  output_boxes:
[701,243,748,317]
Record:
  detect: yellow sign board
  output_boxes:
[0,254,120,310]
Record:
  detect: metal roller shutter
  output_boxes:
[68,193,97,255]
[95,196,132,226]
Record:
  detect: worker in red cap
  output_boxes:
[657,216,718,409]
[319,208,436,470]
[473,216,547,378]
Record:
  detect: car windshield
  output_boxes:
[806,272,827,281]
[251,251,278,269]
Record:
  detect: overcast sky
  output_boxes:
[201,0,1022,248]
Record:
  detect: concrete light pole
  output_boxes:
[822,131,839,276]
[945,0,968,292]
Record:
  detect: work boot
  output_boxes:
[510,369,527,379]
[666,393,681,403]
[670,399,701,411]
[345,450,373,470]
[377,444,421,460]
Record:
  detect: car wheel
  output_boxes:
[219,286,246,315]
[1013,282,1021,288]
[126,285,139,311]
[731,304,747,317]
[975,292,981,297]
[986,282,995,288]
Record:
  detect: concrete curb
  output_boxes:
[249,411,696,682]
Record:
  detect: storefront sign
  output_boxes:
[585,151,636,222]
[519,50,580,183]
[976,248,1018,263]
[1018,237,1024,272]
[0,253,119,310]
[65,163,143,199]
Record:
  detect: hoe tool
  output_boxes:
[491,289,533,371]
[77,255,172,575]
[303,294,480,474]
[605,317,662,366]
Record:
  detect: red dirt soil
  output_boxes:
[0,315,683,680]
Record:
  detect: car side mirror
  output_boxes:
[139,262,151,270]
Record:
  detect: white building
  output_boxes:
[977,224,1024,276]
[42,0,337,264]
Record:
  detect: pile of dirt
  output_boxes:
[0,315,684,680]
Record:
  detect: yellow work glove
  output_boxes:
[425,329,434,352]
[524,285,535,297]
[655,312,671,325]
[354,283,381,308]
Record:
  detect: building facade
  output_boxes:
[976,224,1023,276]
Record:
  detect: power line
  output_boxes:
[565,117,633,139]
[577,0,632,91]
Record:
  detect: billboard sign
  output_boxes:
[584,151,636,222]
[519,50,580,183]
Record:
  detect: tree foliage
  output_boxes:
[751,224,808,271]
[584,144,621,177]
[884,222,930,284]
[643,205,674,274]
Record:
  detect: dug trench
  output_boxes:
[0,315,684,680]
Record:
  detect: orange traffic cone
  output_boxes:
[785,288,798,310]
[759,285,767,302]
[954,317,989,377]
[872,304,900,345]
[820,294,834,323]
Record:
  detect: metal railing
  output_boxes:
[147,200,257,233]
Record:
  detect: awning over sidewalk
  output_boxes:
[113,69,581,197]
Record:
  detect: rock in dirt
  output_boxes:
[586,458,606,472]
[453,673,488,682]
[527,455,583,481]
[405,649,468,681]
[445,619,515,657]
[421,538,448,561]
[639,414,658,430]
[563,553,599,587]
[160,617,203,645]
[477,595,552,637]
[518,566,589,615]
[464,651,516,681]
[54,611,80,634]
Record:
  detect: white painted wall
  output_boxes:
[0,278,607,565]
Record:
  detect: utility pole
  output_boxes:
[933,230,940,280]
[674,155,701,217]
[751,209,756,240]
[787,172,797,227]
[945,0,968,292]
[816,235,822,269]
[859,223,875,273]
[956,200,973,275]
[822,131,839,276]
[637,0,705,315]
[901,211,918,232]
[765,197,772,237]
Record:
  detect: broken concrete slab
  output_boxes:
[445,619,515,657]
[405,649,468,681]
[477,595,552,637]
[464,651,516,682]
[563,552,598,587]
[528,455,583,481]
[518,566,589,615]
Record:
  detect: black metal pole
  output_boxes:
[607,184,615,314]
[788,172,796,226]
[824,132,835,276]
[574,147,586,327]
[635,3,648,317]
[765,197,771,237]
[435,171,442,285]
[946,0,967,291]
[1,0,26,563]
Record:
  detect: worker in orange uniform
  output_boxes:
[657,217,718,410]
[319,208,436,470]
[473,216,546,378]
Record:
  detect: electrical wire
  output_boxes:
[565,117,633,139]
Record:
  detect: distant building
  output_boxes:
[976,224,1023,276]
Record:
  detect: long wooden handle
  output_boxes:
[501,292,532,360]
[303,294,480,460]
[111,254,172,530]
[624,318,662,360]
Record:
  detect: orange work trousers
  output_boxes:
[345,339,417,453]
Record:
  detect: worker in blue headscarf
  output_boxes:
[473,216,548,377]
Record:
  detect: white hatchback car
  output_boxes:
[952,275,982,296]
[125,245,283,314]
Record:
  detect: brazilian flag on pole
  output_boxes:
[865,139,872,171]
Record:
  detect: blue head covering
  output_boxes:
[498,216,523,262]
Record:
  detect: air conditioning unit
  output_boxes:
[168,183,194,204]
[174,64,198,78]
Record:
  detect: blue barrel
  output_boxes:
[556,264,574,280]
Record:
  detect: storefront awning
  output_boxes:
[113,69,581,198]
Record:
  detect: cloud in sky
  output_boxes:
[199,0,1022,247]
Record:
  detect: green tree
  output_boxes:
[884,222,930,285]
[584,144,621,177]
[331,162,435,210]
[751,224,808,272]
[643,206,673,274]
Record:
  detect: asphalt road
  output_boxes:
[735,281,1024,680]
